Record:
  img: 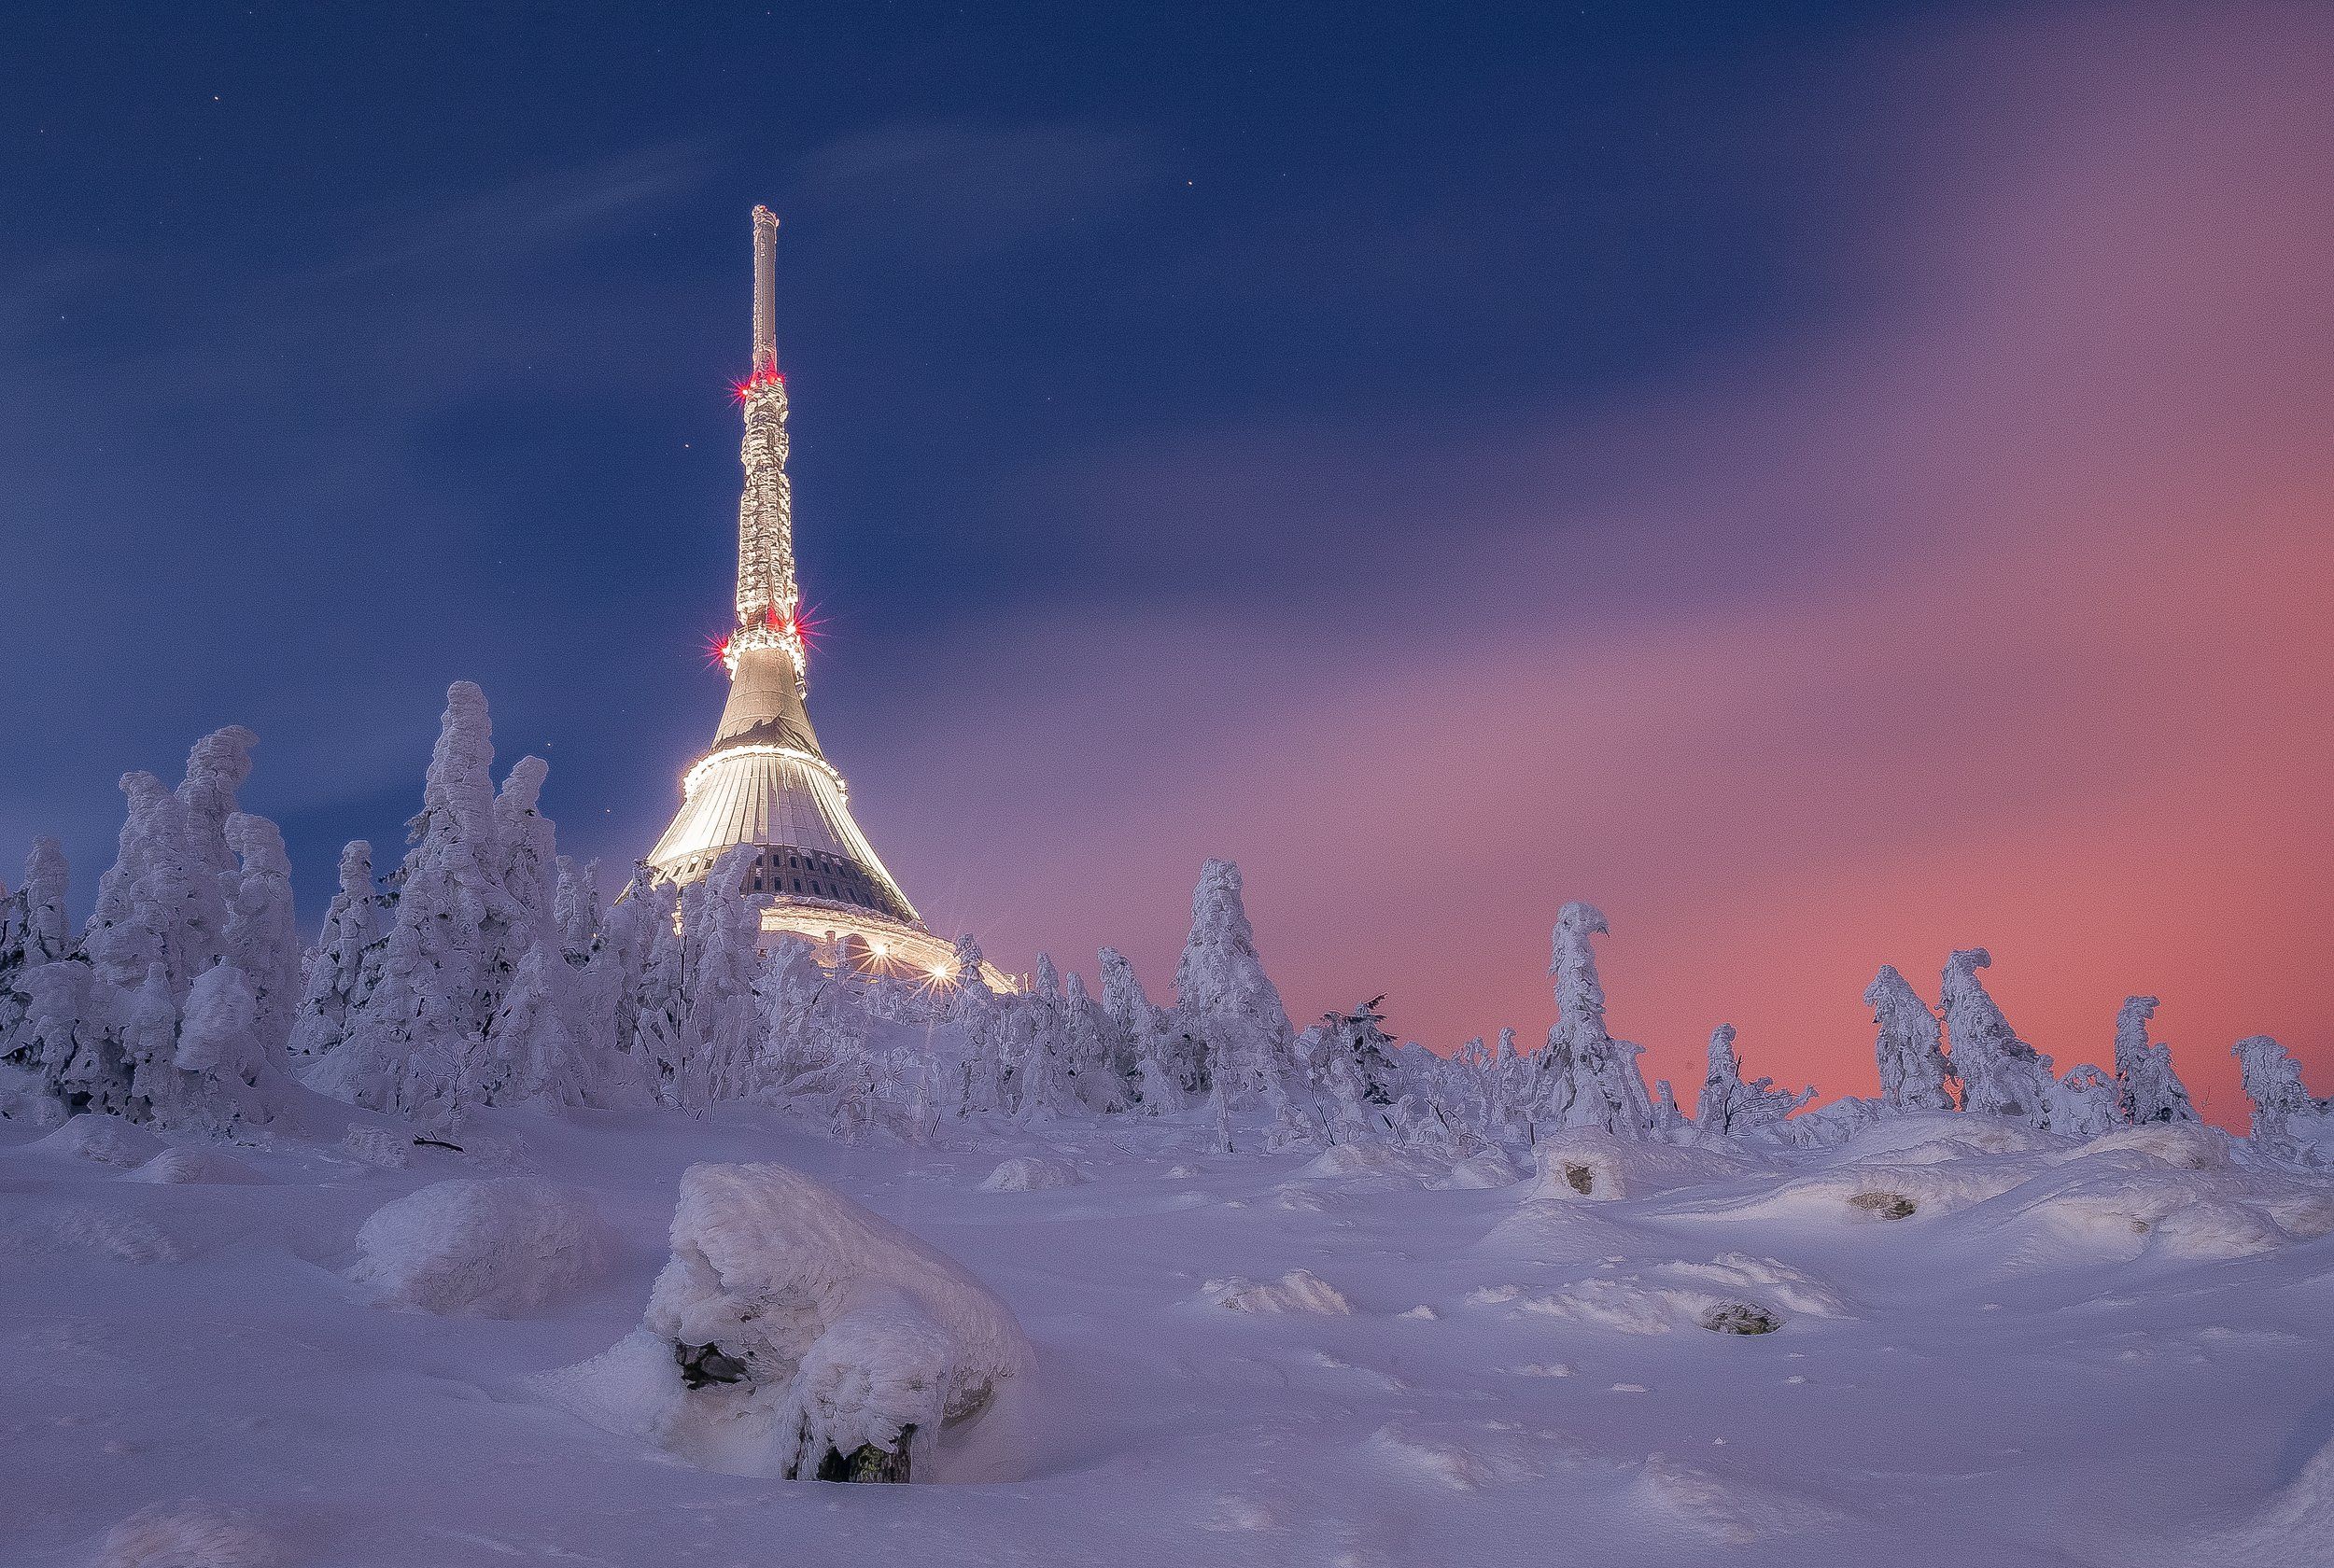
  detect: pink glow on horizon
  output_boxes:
[863,6,2334,1129]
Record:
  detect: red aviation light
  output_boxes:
[730,365,786,402]
[705,634,731,669]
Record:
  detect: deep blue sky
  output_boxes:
[8,3,2329,1108]
[3,0,1929,873]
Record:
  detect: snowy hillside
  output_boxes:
[6,1104,2334,1566]
[6,685,2334,1565]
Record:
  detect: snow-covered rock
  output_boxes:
[349,1177,614,1317]
[977,1155,1087,1193]
[545,1161,1032,1482]
[1527,1130,1754,1201]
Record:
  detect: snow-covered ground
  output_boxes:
[7,1104,2331,1567]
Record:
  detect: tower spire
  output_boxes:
[751,204,779,378]
[728,205,802,711]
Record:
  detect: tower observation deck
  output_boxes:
[645,207,1001,987]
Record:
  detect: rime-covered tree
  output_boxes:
[149,961,289,1131]
[465,940,612,1108]
[1940,949,2055,1127]
[2112,996,2198,1126]
[1866,964,1955,1113]
[309,683,544,1119]
[672,847,765,1110]
[1534,903,1653,1138]
[288,841,384,1060]
[221,813,301,1059]
[1100,946,1177,1112]
[2233,1035,2327,1161]
[555,856,602,965]
[1694,1023,1815,1139]
[1170,860,1292,1105]
[1058,970,1126,1113]
[2046,1063,2119,1139]
[0,838,73,1071]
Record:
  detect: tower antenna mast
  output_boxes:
[751,204,779,378]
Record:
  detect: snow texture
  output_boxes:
[348,1177,615,1317]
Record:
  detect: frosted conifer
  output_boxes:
[1694,1023,1815,1139]
[2233,1035,2327,1161]
[221,813,301,1057]
[1941,949,2055,1127]
[2112,996,2198,1126]
[1535,903,1653,1138]
[288,841,383,1060]
[1170,860,1292,1106]
[1866,964,1954,1113]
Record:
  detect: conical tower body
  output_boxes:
[647,207,980,982]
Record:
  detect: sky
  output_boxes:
[4,3,2329,1125]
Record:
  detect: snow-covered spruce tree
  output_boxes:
[623,872,687,1085]
[1940,948,2056,1127]
[56,726,303,1128]
[2233,1035,2328,1162]
[288,841,384,1060]
[460,940,612,1109]
[1170,860,1293,1106]
[0,837,74,1072]
[1651,1079,1687,1138]
[2112,996,2198,1126]
[307,683,546,1120]
[1693,1023,1815,1141]
[221,813,301,1061]
[489,754,557,948]
[671,847,765,1111]
[1866,964,1955,1113]
[555,856,602,966]
[85,770,227,1004]
[2045,1064,2119,1139]
[1534,903,1654,1139]
[1058,970,1127,1113]
[1099,946,1177,1112]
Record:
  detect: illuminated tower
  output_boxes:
[647,206,990,984]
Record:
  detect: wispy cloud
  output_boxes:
[329,141,710,276]
[790,119,1151,259]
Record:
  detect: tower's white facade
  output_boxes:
[647,207,993,986]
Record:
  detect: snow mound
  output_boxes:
[93,1501,284,1567]
[1434,1149,1528,1189]
[1267,1183,1346,1213]
[2006,1170,2294,1261]
[33,1114,166,1169]
[544,1161,1032,1482]
[1835,1112,2058,1165]
[1367,1419,1546,1490]
[2195,1426,2334,1567]
[2068,1123,2233,1170]
[124,1148,269,1185]
[1528,1130,1753,1201]
[977,1155,1086,1192]
[47,1206,190,1266]
[1690,1160,2030,1226]
[1506,1253,1846,1336]
[1636,1453,1838,1544]
[1202,1268,1353,1315]
[1295,1141,1441,1183]
[348,1178,614,1317]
